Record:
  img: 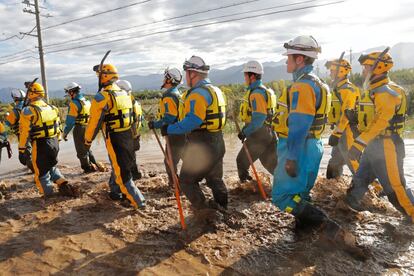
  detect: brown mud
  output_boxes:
[1,161,414,275]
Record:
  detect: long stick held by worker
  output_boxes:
[233,115,267,200]
[152,129,186,230]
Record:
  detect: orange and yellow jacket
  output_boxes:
[18,99,61,152]
[85,83,134,145]
[355,77,407,146]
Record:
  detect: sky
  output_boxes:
[0,0,413,87]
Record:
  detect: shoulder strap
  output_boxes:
[301,74,324,110]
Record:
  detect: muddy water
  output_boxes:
[2,135,413,185]
[1,135,414,274]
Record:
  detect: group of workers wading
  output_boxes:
[0,34,412,257]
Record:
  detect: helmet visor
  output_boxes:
[183,60,210,71]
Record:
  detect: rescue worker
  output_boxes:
[0,121,10,164]
[162,55,228,211]
[62,82,98,173]
[19,82,75,197]
[148,67,186,188]
[325,58,360,178]
[345,50,414,222]
[272,79,289,140]
[85,63,145,208]
[272,36,362,252]
[237,60,277,182]
[5,88,34,172]
[116,79,143,180]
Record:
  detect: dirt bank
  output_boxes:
[1,159,413,275]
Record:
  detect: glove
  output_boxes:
[18,151,26,165]
[345,109,359,126]
[63,133,68,141]
[237,131,246,142]
[161,125,169,136]
[148,120,155,130]
[285,159,298,178]
[348,140,366,162]
[328,133,340,146]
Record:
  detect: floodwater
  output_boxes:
[1,135,414,274]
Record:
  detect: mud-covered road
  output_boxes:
[0,136,413,275]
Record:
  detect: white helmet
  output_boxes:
[116,79,132,92]
[283,35,321,59]
[64,82,81,93]
[164,67,182,85]
[243,60,264,75]
[183,55,210,73]
[11,88,26,100]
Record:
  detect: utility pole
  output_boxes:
[21,0,51,102]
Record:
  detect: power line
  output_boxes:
[0,55,39,66]
[19,25,37,39]
[45,1,344,55]
[44,0,320,51]
[43,0,153,30]
[0,25,37,42]
[43,0,264,48]
[0,47,37,60]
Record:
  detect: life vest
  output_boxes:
[133,100,143,130]
[130,98,143,139]
[186,85,226,132]
[357,90,375,132]
[301,74,331,139]
[178,90,188,121]
[239,85,276,127]
[29,101,61,139]
[359,81,407,136]
[103,85,133,133]
[328,80,359,125]
[9,104,22,133]
[74,97,91,126]
[328,88,341,125]
[156,89,182,123]
[272,84,289,138]
[386,82,408,135]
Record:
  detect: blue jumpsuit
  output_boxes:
[272,65,325,215]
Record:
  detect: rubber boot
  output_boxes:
[131,163,142,181]
[239,174,253,183]
[344,185,366,212]
[294,201,328,231]
[326,163,342,179]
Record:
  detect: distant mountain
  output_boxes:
[1,42,413,103]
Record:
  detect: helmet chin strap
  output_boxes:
[161,78,171,89]
[188,71,197,87]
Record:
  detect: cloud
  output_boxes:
[0,0,413,89]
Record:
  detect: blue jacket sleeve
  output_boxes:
[287,113,314,160]
[167,87,211,135]
[153,114,177,129]
[167,113,203,134]
[64,101,80,135]
[243,112,266,136]
[64,116,76,135]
